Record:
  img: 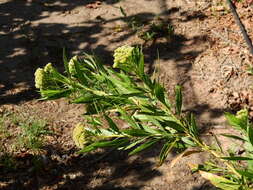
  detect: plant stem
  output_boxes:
[193,137,242,178]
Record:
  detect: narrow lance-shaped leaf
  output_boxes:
[159,140,177,165]
[79,138,129,153]
[189,114,199,139]
[175,85,182,115]
[73,58,88,86]
[119,6,127,17]
[220,156,253,161]
[220,134,246,142]
[124,137,148,150]
[199,171,241,190]
[247,125,253,146]
[72,94,102,104]
[63,48,70,77]
[236,169,253,178]
[225,112,247,131]
[213,133,223,153]
[117,107,141,129]
[123,129,150,137]
[40,89,72,100]
[137,48,145,77]
[154,81,165,104]
[104,115,119,133]
[129,138,160,155]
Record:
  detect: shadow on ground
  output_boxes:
[1,0,208,107]
[0,146,162,190]
[0,144,215,190]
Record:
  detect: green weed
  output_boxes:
[17,118,50,151]
[119,7,174,42]
[0,112,12,139]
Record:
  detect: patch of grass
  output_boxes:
[138,20,174,41]
[0,112,12,139]
[16,118,50,151]
[0,110,51,153]
[119,7,174,42]
[0,110,51,170]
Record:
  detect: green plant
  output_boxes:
[17,118,50,151]
[119,6,143,31]
[119,7,174,42]
[35,46,253,189]
[0,112,11,139]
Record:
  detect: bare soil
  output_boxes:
[1,0,253,189]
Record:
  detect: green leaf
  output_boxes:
[123,129,150,137]
[124,137,148,150]
[117,107,140,129]
[134,113,184,132]
[247,125,253,146]
[72,94,101,103]
[159,140,177,165]
[40,89,72,100]
[213,133,223,153]
[103,73,141,94]
[82,53,99,71]
[137,48,145,77]
[63,48,70,77]
[175,85,182,115]
[164,120,185,132]
[154,82,165,104]
[236,169,253,178]
[220,134,246,142]
[129,138,160,155]
[104,115,119,133]
[244,142,253,152]
[142,125,168,136]
[73,58,87,86]
[189,114,198,138]
[79,138,129,153]
[199,171,240,190]
[78,144,96,153]
[220,156,253,161]
[225,112,247,131]
[181,137,196,147]
[119,6,127,17]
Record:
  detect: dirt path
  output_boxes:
[1,0,253,189]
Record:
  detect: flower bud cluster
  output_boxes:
[34,63,54,90]
[113,45,134,70]
[68,56,78,75]
[72,123,99,149]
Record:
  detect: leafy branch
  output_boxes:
[35,46,253,189]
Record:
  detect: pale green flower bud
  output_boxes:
[72,123,87,149]
[34,63,56,89]
[34,68,46,89]
[236,109,248,119]
[44,63,54,73]
[69,56,78,75]
[72,123,98,149]
[113,45,134,69]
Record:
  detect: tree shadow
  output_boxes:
[0,0,208,107]
[0,145,162,190]
[0,0,120,103]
